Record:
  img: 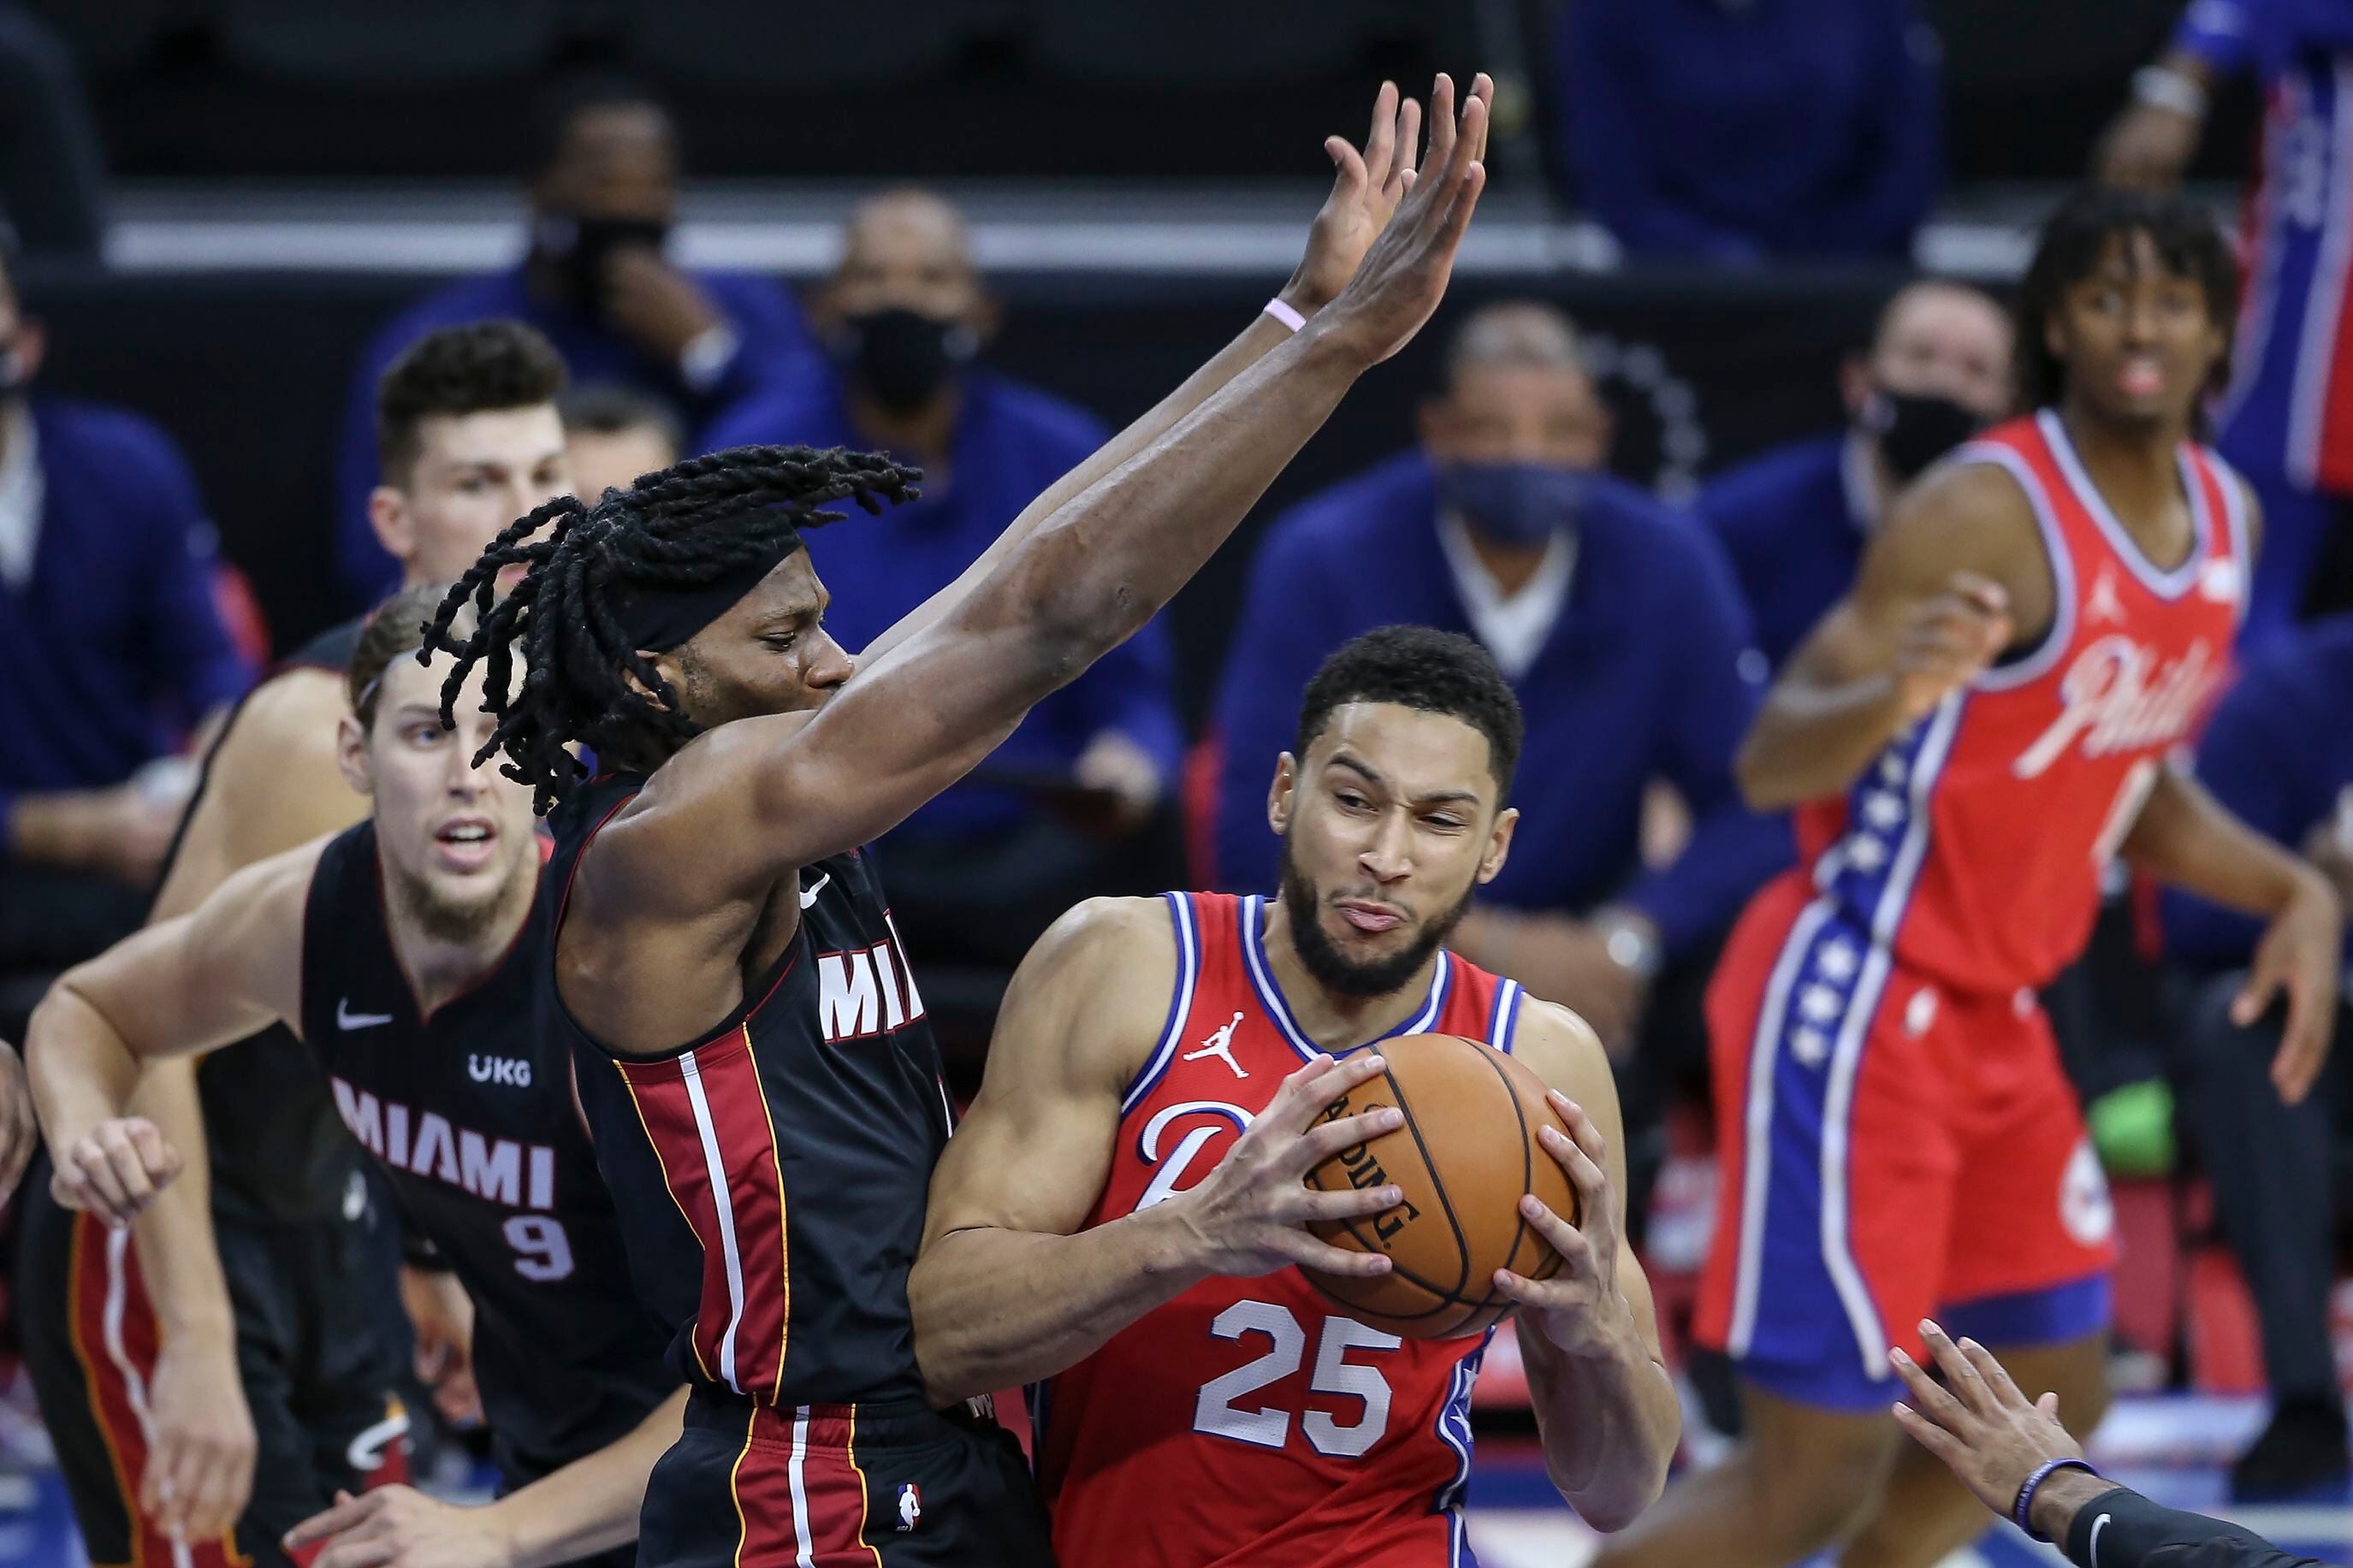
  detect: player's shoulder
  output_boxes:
[1018,895,1181,989]
[223,665,349,762]
[1866,443,2043,588]
[1499,997,1612,1101]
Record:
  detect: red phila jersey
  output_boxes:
[1037,891,1529,1568]
[1797,410,2248,996]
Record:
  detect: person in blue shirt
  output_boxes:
[0,244,255,978]
[1554,0,1942,263]
[1209,299,1787,1067]
[333,78,815,606]
[1698,279,2013,668]
[2099,0,2353,649]
[704,187,1183,973]
[2161,613,2353,1497]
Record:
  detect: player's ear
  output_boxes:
[1266,752,1300,837]
[368,485,415,566]
[622,651,685,711]
[1478,806,1518,884]
[336,713,371,796]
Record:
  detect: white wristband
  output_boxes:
[1262,297,1307,333]
[2132,66,2208,118]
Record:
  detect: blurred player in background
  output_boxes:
[30,589,681,1568]
[561,383,683,504]
[1593,186,2344,1568]
[15,321,574,1568]
[406,75,1490,1567]
[913,626,1677,1565]
[2098,0,2353,647]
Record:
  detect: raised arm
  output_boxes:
[909,897,1408,1402]
[857,80,1435,668]
[1491,1002,1680,1531]
[1734,461,2042,810]
[27,840,317,1224]
[631,80,1489,896]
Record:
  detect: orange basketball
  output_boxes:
[1301,1033,1581,1340]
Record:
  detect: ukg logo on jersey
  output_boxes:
[2013,636,2220,779]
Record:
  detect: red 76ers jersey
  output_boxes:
[1037,891,1526,1568]
[1796,411,2249,997]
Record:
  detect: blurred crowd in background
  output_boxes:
[0,0,2350,1506]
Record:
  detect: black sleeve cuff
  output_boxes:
[2065,1483,2327,1567]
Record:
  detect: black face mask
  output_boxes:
[1860,386,1983,483]
[533,212,671,321]
[832,307,976,416]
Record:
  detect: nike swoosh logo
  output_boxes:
[2089,1512,2108,1565]
[799,873,831,910]
[336,1000,394,1031]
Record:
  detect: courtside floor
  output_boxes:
[0,1396,2344,1568]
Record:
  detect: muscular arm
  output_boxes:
[27,843,318,1216]
[602,86,1490,912]
[1506,1003,1680,1530]
[910,898,1404,1403]
[2123,763,2342,1100]
[287,1386,690,1568]
[1734,462,2044,811]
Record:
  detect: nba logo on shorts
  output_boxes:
[897,1482,922,1533]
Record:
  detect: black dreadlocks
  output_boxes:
[422,444,921,814]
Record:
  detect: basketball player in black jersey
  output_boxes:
[15,322,574,1568]
[389,80,1491,1568]
[30,588,682,1568]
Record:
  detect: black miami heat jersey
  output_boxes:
[175,617,370,1225]
[299,820,677,1476]
[550,772,952,1410]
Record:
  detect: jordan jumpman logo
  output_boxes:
[1182,1012,1249,1079]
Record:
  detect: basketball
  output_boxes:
[1300,1033,1582,1340]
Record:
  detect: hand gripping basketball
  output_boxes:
[1169,1053,1409,1281]
[1488,1092,1638,1362]
[50,1115,183,1227]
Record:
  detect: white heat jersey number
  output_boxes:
[503,1215,575,1281]
[1191,1299,1400,1458]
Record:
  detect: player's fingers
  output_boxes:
[1417,74,1454,181]
[1385,97,1422,204]
[1435,149,1488,246]
[1490,1267,1566,1310]
[287,1490,384,1547]
[1919,1321,1994,1412]
[1285,1236,1394,1278]
[1465,73,1495,162]
[1295,1183,1405,1225]
[2232,953,2282,1027]
[1544,1091,1606,1162]
[1324,136,1367,198]
[1888,1346,1971,1429]
[2037,1391,2063,1422]
[1957,1336,2029,1409]
[68,1145,138,1225]
[1360,80,1398,183]
[1287,1104,1404,1170]
[1891,1401,1969,1466]
[1535,1127,1607,1212]
[1518,1194,1591,1266]
[316,1538,402,1568]
[2273,966,2333,1104]
[1947,571,2011,615]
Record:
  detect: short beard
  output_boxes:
[1277,838,1473,1000]
[388,855,524,946]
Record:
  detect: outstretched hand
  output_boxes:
[1286,77,1466,310]
[1315,71,1490,367]
[1890,1322,2084,1522]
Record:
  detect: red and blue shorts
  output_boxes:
[1692,874,2117,1412]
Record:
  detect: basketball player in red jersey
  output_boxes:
[911,626,1679,1565]
[1592,187,2345,1568]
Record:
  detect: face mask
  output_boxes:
[533,213,672,320]
[832,307,976,415]
[1436,461,1586,547]
[1861,386,1983,483]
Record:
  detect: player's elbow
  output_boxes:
[905,1250,994,1406]
[1561,1462,1669,1535]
